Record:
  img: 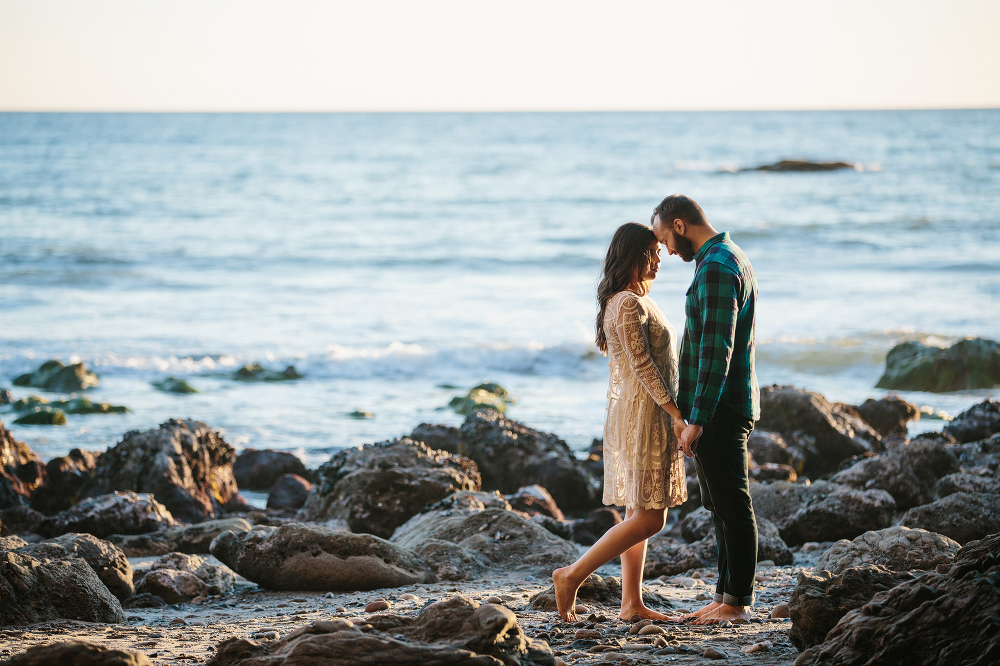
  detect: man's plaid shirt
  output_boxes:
[678,232,760,426]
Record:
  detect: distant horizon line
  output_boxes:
[2,106,998,114]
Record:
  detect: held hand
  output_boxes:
[680,424,704,458]
[672,419,687,444]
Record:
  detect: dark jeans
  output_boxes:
[693,402,757,606]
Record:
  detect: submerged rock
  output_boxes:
[3,640,153,666]
[0,420,46,508]
[943,399,1000,443]
[135,552,235,603]
[152,376,199,393]
[815,526,960,575]
[233,363,302,382]
[877,338,1000,393]
[742,160,857,172]
[898,491,1000,544]
[39,491,177,539]
[448,382,516,415]
[529,572,671,612]
[13,360,100,393]
[12,407,67,426]
[29,448,99,515]
[107,517,253,557]
[233,448,308,491]
[11,532,134,601]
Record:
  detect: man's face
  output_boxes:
[652,213,696,262]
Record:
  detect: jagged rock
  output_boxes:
[529,514,574,541]
[0,550,125,625]
[38,491,177,539]
[571,507,623,546]
[409,422,464,453]
[680,506,714,542]
[748,430,805,470]
[643,536,706,576]
[787,565,914,650]
[3,640,152,665]
[11,532,134,600]
[948,432,1000,471]
[0,420,46,508]
[850,396,920,438]
[233,363,302,382]
[898,492,1000,544]
[943,399,1000,443]
[829,436,959,510]
[135,552,235,603]
[528,573,671,611]
[0,505,43,536]
[758,386,883,477]
[751,480,896,546]
[0,535,27,549]
[505,484,564,520]
[78,419,241,523]
[13,359,100,392]
[107,517,253,557]
[409,538,491,581]
[12,395,128,416]
[751,462,798,482]
[266,473,313,510]
[757,517,796,565]
[815,526,960,575]
[877,338,1000,393]
[297,438,480,539]
[206,596,555,666]
[793,533,1000,664]
[233,448,308,490]
[211,522,431,591]
[448,383,516,415]
[743,160,856,172]
[936,472,1000,497]
[672,515,793,567]
[29,448,99,514]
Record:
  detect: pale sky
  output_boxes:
[1,0,998,111]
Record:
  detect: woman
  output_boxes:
[553,222,688,622]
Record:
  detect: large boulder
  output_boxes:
[794,533,1000,665]
[210,522,432,591]
[815,526,960,575]
[898,492,1000,544]
[505,484,564,520]
[266,473,313,510]
[829,436,959,510]
[38,491,177,539]
[233,449,308,490]
[943,399,1000,443]
[11,532,134,600]
[529,572,671,612]
[207,596,555,666]
[850,396,920,438]
[297,438,480,539]
[936,472,1000,497]
[29,448,99,515]
[3,641,153,666]
[13,359,100,392]
[78,419,242,523]
[0,420,46,508]
[0,550,125,625]
[643,535,707,576]
[876,338,1000,392]
[751,480,896,546]
[758,386,883,477]
[570,507,623,546]
[107,517,253,557]
[0,505,43,536]
[669,513,793,568]
[135,552,236,603]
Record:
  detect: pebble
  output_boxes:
[637,624,664,635]
[291,598,308,603]
[754,573,776,582]
[599,653,629,661]
[335,607,347,613]
[770,603,790,619]
[622,643,652,650]
[800,542,823,552]
[575,629,603,640]
[324,592,335,599]
[485,596,503,604]
[365,599,390,613]
[717,620,733,628]
[695,592,713,601]
[741,640,773,654]
[653,646,675,655]
[400,593,419,601]
[654,636,668,647]
[756,560,775,568]
[555,659,567,666]
[252,631,279,641]
[275,603,289,608]
[629,619,652,634]
[703,646,728,659]
[169,618,187,626]
[675,577,699,588]
[574,604,590,614]
[589,644,619,653]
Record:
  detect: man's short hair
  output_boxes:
[654,194,707,227]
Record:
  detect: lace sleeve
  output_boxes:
[614,295,674,410]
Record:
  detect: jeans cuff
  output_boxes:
[722,592,754,607]
[713,593,723,603]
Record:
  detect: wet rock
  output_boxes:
[751,462,798,482]
[680,506,714,542]
[448,382,516,415]
[0,550,126,625]
[107,517,253,557]
[29,448,99,515]
[936,471,1000,497]
[266,473,313,510]
[815,526,960,575]
[458,408,602,512]
[829,436,959,510]
[757,517,795,565]
[529,573,671,611]
[3,640,153,665]
[671,515,792,567]
[210,522,432,591]
[643,535,706,576]
[38,491,177,539]
[233,363,302,382]
[850,396,920,438]
[506,484,564,520]
[0,420,46,508]
[943,398,1000,443]
[12,407,67,425]
[135,552,236,603]
[297,438,481,539]
[122,592,168,609]
[14,395,128,416]
[78,419,241,523]
[742,160,856,172]
[152,376,198,393]
[571,507,623,546]
[0,505,43,536]
[207,595,555,666]
[0,389,11,405]
[876,338,1000,393]
[793,533,1000,664]
[758,386,883,477]
[409,422,465,454]
[752,480,895,546]
[898,491,1000,544]
[13,359,100,392]
[11,532,134,600]
[233,448,308,490]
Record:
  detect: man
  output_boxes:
[651,194,760,625]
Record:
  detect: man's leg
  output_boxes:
[677,457,725,620]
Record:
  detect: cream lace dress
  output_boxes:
[602,290,687,510]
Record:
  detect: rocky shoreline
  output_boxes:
[2,382,999,665]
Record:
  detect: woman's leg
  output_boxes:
[553,506,666,621]
[618,508,672,620]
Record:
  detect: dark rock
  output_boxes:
[206,595,555,666]
[458,408,602,512]
[571,507,623,545]
[898,492,1000,544]
[122,592,167,609]
[78,419,241,523]
[877,338,1000,393]
[233,363,302,382]
[39,491,177,539]
[211,522,432,591]
[787,565,914,650]
[680,506,714,542]
[758,386,883,477]
[12,407,67,425]
[11,532,134,600]
[13,359,100,392]
[505,484,564,520]
[676,474,702,516]
[642,536,706,576]
[12,395,128,416]
[757,517,795,565]
[408,422,464,453]
[266,473,313,510]
[152,376,198,393]
[742,160,856,172]
[135,552,235,603]
[0,505,43,536]
[297,438,480,539]
[3,640,153,665]
[751,462,798,483]
[0,550,125,625]
[233,448,308,490]
[748,430,802,468]
[528,573,671,611]
[671,515,792,567]
[936,472,1000,497]
[0,420,46,508]
[448,382,516,415]
[106,517,253,557]
[850,396,920,438]
[409,538,491,581]
[29,448,99,515]
[943,399,1000,443]
[815,526,960,576]
[0,389,11,405]
[948,432,1000,471]
[529,513,574,541]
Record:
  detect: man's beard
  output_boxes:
[672,230,696,262]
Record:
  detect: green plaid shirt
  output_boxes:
[678,232,760,426]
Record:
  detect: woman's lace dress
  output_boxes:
[602,290,687,510]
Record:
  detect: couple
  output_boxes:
[553,194,760,626]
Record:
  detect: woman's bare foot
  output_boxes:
[552,567,580,622]
[677,601,722,621]
[691,603,752,625]
[618,605,673,621]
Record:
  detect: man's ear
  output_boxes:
[673,218,686,236]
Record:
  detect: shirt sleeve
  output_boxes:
[614,295,674,411]
[689,263,741,425]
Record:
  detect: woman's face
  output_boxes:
[641,239,661,282]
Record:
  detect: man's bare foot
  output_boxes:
[691,603,752,625]
[677,601,722,621]
[552,567,580,622]
[618,605,673,621]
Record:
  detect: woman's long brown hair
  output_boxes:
[595,222,657,353]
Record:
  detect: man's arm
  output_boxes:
[688,263,741,427]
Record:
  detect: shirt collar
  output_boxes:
[694,231,729,263]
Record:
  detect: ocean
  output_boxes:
[2,110,998,483]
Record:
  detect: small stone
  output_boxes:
[575,629,603,639]
[717,620,733,628]
[740,640,772,654]
[400,593,418,601]
[653,646,676,655]
[486,596,503,604]
[252,631,279,640]
[627,613,642,623]
[638,624,664,635]
[365,599,390,613]
[324,592,335,599]
[335,607,347,613]
[629,619,652,633]
[756,560,775,568]
[291,598,308,603]
[623,643,653,650]
[695,592,713,601]
[769,603,790,619]
[574,604,590,614]
[169,618,187,625]
[703,646,728,659]
[555,659,568,666]
[275,603,289,608]
[801,542,822,552]
[754,573,776,582]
